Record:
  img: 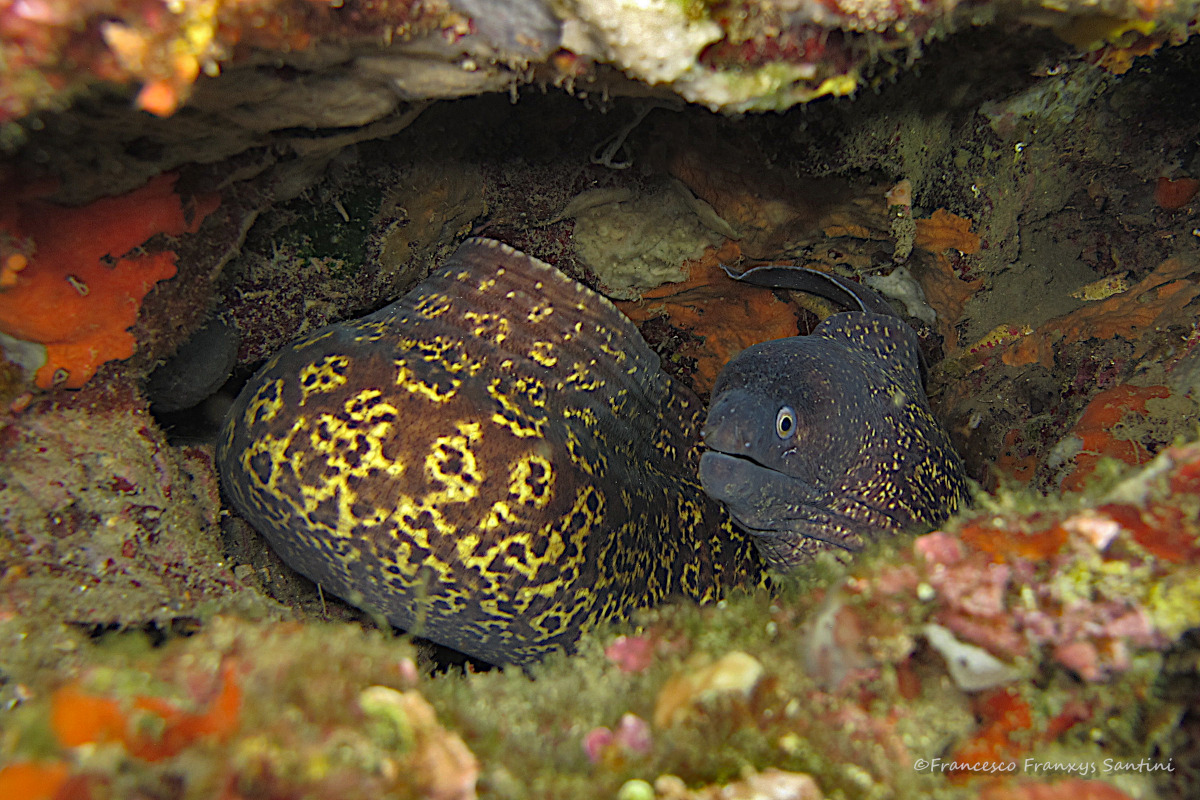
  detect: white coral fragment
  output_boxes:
[864,265,937,324]
[923,622,1023,692]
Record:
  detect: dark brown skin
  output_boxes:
[219,238,764,666]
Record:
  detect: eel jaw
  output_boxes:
[698,450,861,558]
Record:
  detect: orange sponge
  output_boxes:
[1060,384,1170,492]
[50,662,242,761]
[0,173,219,388]
[0,762,69,800]
[915,208,981,255]
[616,242,801,394]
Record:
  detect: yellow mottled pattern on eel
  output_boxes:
[219,238,764,665]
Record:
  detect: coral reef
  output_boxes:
[0,0,448,123]
[572,181,724,296]
[0,620,477,800]
[1154,176,1200,209]
[909,211,984,351]
[1053,384,1173,492]
[7,3,1200,797]
[1001,258,1200,371]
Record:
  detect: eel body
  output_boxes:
[219,239,967,663]
[218,238,763,665]
[700,266,969,567]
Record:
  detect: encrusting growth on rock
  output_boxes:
[0,173,219,388]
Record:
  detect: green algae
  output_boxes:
[263,179,378,278]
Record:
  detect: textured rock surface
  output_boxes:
[0,0,1194,131]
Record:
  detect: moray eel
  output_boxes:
[218,238,764,666]
[699,264,969,568]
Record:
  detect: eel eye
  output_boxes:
[775,406,796,439]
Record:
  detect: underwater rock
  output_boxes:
[0,173,221,389]
[357,685,479,800]
[653,651,764,727]
[146,315,239,413]
[447,0,561,58]
[562,0,722,86]
[572,183,723,297]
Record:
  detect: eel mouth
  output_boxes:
[701,444,775,474]
[698,450,896,552]
[698,451,846,547]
